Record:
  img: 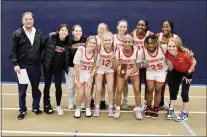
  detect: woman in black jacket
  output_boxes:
[41,24,70,115]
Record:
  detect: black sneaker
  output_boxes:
[32,109,42,115]
[44,99,54,114]
[18,112,26,120]
[144,106,152,118]
[44,103,54,114]
[100,101,106,110]
[151,108,159,120]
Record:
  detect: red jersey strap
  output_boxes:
[160,45,166,55]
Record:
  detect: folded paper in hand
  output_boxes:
[17,69,30,84]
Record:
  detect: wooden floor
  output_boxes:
[1,84,206,136]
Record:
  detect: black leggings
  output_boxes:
[139,68,147,100]
[170,69,192,102]
[43,53,64,106]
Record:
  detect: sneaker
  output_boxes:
[85,108,92,117]
[100,101,106,110]
[18,112,26,120]
[144,106,152,118]
[43,99,53,114]
[140,103,147,112]
[113,109,120,119]
[135,107,143,120]
[175,111,188,122]
[108,107,114,117]
[151,108,159,120]
[166,109,174,120]
[32,109,42,115]
[93,108,100,117]
[121,102,128,110]
[44,104,53,114]
[74,109,81,118]
[56,106,64,115]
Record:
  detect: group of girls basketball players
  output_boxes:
[48,19,196,122]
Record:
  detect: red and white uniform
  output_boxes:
[143,45,168,83]
[96,44,114,74]
[113,34,123,51]
[73,46,96,84]
[132,30,153,50]
[157,32,178,42]
[115,46,142,78]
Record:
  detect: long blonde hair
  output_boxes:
[168,37,185,51]
[86,36,97,59]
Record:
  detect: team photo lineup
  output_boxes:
[10,12,197,122]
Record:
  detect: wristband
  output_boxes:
[185,72,192,79]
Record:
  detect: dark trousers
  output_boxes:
[18,62,42,113]
[139,68,147,100]
[170,69,192,102]
[43,66,64,106]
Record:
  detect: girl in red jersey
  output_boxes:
[94,32,115,117]
[113,34,143,120]
[165,37,196,122]
[131,19,154,111]
[143,35,168,119]
[156,20,182,109]
[73,36,97,118]
[113,19,129,110]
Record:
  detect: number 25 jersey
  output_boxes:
[143,46,168,72]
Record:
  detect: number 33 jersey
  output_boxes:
[115,46,142,74]
[96,44,114,73]
[143,45,168,72]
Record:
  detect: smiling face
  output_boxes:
[58,26,69,39]
[146,38,157,53]
[162,21,172,36]
[117,21,127,34]
[137,20,147,33]
[123,37,133,50]
[22,13,34,29]
[168,40,178,56]
[97,23,108,35]
[103,34,113,49]
[72,26,82,39]
[86,38,97,52]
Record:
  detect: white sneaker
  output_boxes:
[135,107,143,120]
[74,109,81,118]
[93,108,100,117]
[108,107,114,117]
[56,106,64,115]
[85,108,92,117]
[113,109,120,119]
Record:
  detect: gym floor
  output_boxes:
[1,84,206,136]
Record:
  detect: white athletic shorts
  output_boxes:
[146,70,167,83]
[96,68,114,75]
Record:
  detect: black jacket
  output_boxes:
[41,33,70,73]
[69,36,87,67]
[9,26,46,66]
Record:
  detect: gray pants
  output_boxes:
[65,67,75,105]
